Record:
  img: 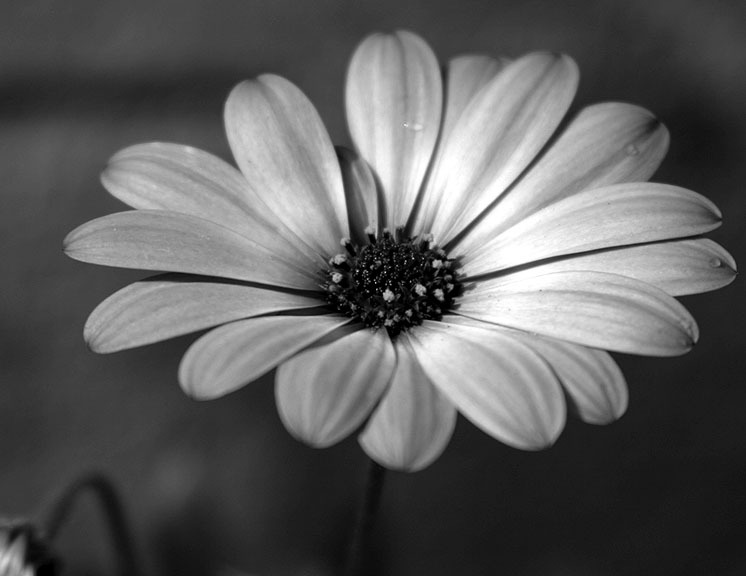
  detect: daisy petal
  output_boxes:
[225,75,348,256]
[439,54,508,148]
[346,30,442,228]
[337,146,381,245]
[101,142,319,267]
[408,320,566,450]
[460,270,699,356]
[512,334,628,425]
[359,336,456,471]
[417,52,579,243]
[456,102,670,252]
[85,274,322,353]
[63,210,316,289]
[479,238,737,297]
[275,327,396,448]
[179,315,350,400]
[463,183,722,276]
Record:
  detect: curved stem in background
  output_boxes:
[344,459,387,576]
[40,472,141,576]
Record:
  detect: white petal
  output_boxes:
[416,52,579,243]
[275,327,395,448]
[178,315,350,400]
[346,30,442,228]
[408,320,566,450]
[456,102,670,252]
[225,75,348,256]
[337,146,381,244]
[85,274,322,353]
[63,210,317,289]
[439,55,508,147]
[460,270,699,356]
[475,238,737,297]
[101,142,320,267]
[511,333,628,425]
[359,336,456,471]
[462,183,722,276]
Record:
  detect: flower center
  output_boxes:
[322,227,463,337]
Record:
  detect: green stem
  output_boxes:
[344,460,387,576]
[41,472,141,576]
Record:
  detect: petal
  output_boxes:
[462,183,722,277]
[456,102,670,252]
[358,337,456,471]
[101,142,320,267]
[275,326,396,448]
[476,238,737,297]
[225,75,348,256]
[337,146,381,244]
[510,333,628,425]
[416,52,579,243]
[439,54,508,147]
[85,274,322,353]
[408,320,566,450]
[179,315,351,400]
[346,30,443,228]
[460,270,699,356]
[63,210,317,289]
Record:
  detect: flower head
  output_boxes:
[64,31,736,471]
[0,520,58,576]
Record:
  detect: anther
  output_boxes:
[365,225,377,244]
[341,238,357,257]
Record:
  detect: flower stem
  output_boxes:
[40,472,141,576]
[344,459,387,576]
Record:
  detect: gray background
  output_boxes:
[1,1,745,575]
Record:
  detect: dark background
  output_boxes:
[1,1,744,575]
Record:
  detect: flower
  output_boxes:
[0,520,57,576]
[64,31,735,472]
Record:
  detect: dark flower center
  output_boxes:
[322,228,463,337]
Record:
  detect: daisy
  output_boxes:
[64,31,735,472]
[0,521,56,576]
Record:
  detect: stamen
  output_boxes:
[365,225,377,244]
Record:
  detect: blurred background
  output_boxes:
[1,1,744,575]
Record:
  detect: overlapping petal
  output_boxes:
[179,315,351,400]
[359,337,456,471]
[459,270,699,356]
[455,102,670,252]
[473,238,736,297]
[85,274,322,353]
[63,210,317,289]
[346,30,442,229]
[225,74,348,256]
[101,142,321,268]
[438,55,508,147]
[275,326,396,448]
[408,319,566,450]
[462,183,722,277]
[415,52,579,243]
[337,146,381,245]
[511,333,628,425]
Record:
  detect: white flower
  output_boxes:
[64,31,735,472]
